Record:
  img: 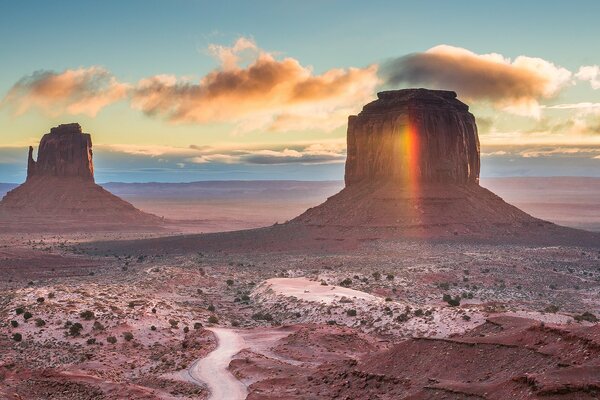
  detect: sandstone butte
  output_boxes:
[0,123,163,231]
[291,89,563,238]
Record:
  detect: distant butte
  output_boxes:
[0,123,163,232]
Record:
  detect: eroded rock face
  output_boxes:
[27,123,94,181]
[345,89,480,186]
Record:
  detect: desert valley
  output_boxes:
[2,3,600,399]
[0,89,599,400]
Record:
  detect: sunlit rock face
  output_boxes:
[345,89,480,186]
[27,123,94,181]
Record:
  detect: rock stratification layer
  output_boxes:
[0,123,163,231]
[345,89,480,186]
[27,123,94,181]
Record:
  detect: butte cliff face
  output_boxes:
[292,89,551,238]
[0,123,163,231]
[27,123,94,181]
[345,89,480,186]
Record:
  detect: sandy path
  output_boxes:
[188,328,247,400]
[257,277,379,304]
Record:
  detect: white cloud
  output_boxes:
[576,65,600,89]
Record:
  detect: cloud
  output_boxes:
[544,102,600,113]
[131,37,379,132]
[576,65,600,89]
[188,142,346,165]
[519,146,600,158]
[98,140,346,166]
[1,67,128,117]
[382,45,572,118]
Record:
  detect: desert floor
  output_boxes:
[1,178,599,399]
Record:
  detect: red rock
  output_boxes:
[0,123,163,231]
[291,89,554,237]
[27,123,94,181]
[345,89,479,185]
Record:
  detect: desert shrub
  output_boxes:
[438,282,450,290]
[251,312,273,321]
[15,307,24,315]
[414,309,424,317]
[372,272,381,280]
[123,332,134,341]
[47,292,55,299]
[385,297,392,302]
[386,274,394,281]
[226,279,234,286]
[183,326,189,333]
[462,315,471,321]
[10,320,18,328]
[207,304,215,312]
[346,309,357,317]
[320,280,328,286]
[208,315,219,324]
[544,304,560,313]
[193,322,203,329]
[396,313,409,322]
[92,321,105,331]
[327,320,336,325]
[87,338,96,345]
[107,336,117,344]
[150,325,157,331]
[35,318,46,327]
[231,320,240,327]
[169,319,179,328]
[80,310,95,320]
[36,297,45,303]
[23,312,32,320]
[69,322,83,336]
[447,298,461,307]
[340,278,352,287]
[12,333,22,342]
[151,308,156,313]
[574,312,598,323]
[241,294,250,302]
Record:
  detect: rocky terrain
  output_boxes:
[0,90,599,399]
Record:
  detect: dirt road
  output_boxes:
[189,328,247,400]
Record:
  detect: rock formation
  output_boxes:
[345,89,479,185]
[0,123,163,231]
[27,123,94,181]
[291,89,551,238]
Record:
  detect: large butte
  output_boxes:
[0,123,163,231]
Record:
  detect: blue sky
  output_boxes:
[1,1,600,182]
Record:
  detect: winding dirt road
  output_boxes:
[189,328,247,400]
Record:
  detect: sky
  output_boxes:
[1,0,600,182]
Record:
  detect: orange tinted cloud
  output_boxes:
[1,67,128,117]
[131,38,379,132]
[382,45,572,117]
